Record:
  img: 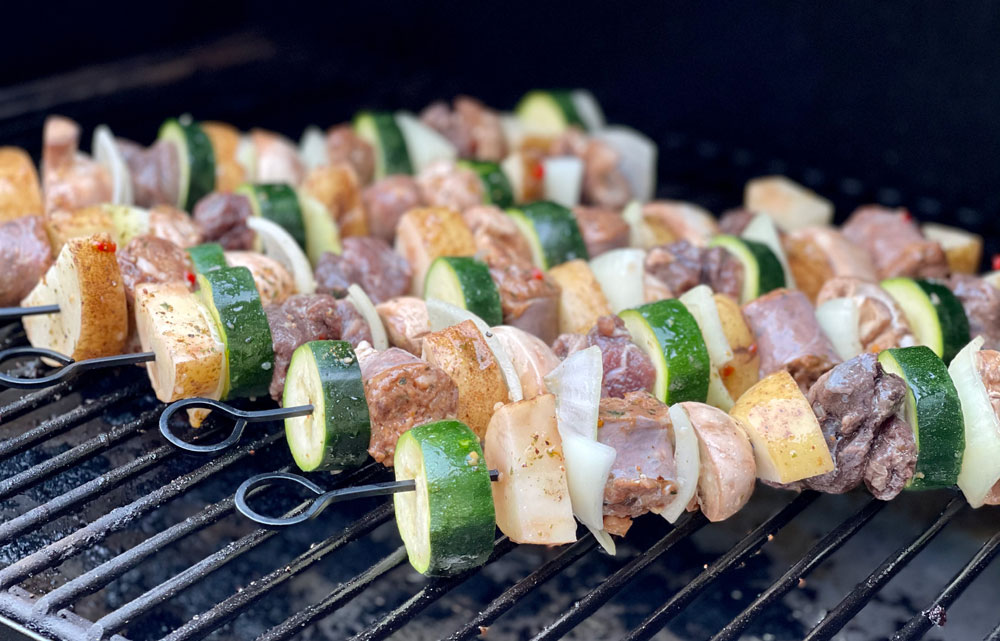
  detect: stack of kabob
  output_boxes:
[3,90,1000,579]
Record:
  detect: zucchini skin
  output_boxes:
[425,256,503,326]
[285,340,371,471]
[620,299,711,404]
[356,111,413,177]
[880,346,965,490]
[395,420,495,577]
[198,266,275,399]
[514,201,589,268]
[742,238,786,296]
[159,118,216,211]
[187,243,227,273]
[240,183,307,249]
[915,280,970,364]
[459,160,515,209]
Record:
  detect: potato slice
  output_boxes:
[135,282,226,402]
[923,223,983,275]
[301,164,368,237]
[783,226,878,302]
[0,147,43,221]
[201,121,246,193]
[729,370,834,483]
[713,293,759,400]
[421,319,508,438]
[744,176,833,231]
[547,259,612,334]
[485,393,576,544]
[395,207,476,295]
[22,233,127,360]
[45,205,115,254]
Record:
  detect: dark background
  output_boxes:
[3,1,999,233]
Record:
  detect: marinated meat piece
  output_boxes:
[148,205,201,248]
[842,206,949,279]
[803,353,907,495]
[573,206,629,258]
[336,298,374,348]
[864,415,917,500]
[785,226,879,302]
[640,201,719,247]
[551,129,631,209]
[462,205,534,268]
[265,294,357,400]
[326,124,375,185]
[359,347,460,466]
[552,315,656,398]
[0,216,52,306]
[301,164,367,237]
[490,262,561,344]
[948,274,1000,350]
[116,138,180,208]
[742,288,841,392]
[817,277,917,352]
[416,159,483,212]
[192,192,254,250]
[251,129,305,185]
[313,236,412,304]
[225,251,295,306]
[421,101,474,158]
[420,96,507,161]
[116,236,192,308]
[362,175,423,242]
[644,240,744,300]
[718,208,756,236]
[375,296,430,355]
[42,116,111,214]
[597,392,678,534]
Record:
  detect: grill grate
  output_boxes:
[2,334,999,641]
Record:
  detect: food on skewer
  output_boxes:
[842,206,950,280]
[0,216,52,307]
[785,226,879,302]
[0,147,44,221]
[42,116,112,215]
[743,175,834,231]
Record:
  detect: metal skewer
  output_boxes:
[0,346,154,388]
[159,397,314,453]
[0,304,61,321]
[235,469,501,527]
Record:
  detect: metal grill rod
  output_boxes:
[447,535,599,641]
[891,529,1000,641]
[159,502,394,641]
[256,547,410,641]
[0,409,157,501]
[0,379,144,461]
[89,462,384,641]
[710,498,885,641]
[803,496,965,641]
[985,619,1000,641]
[621,492,819,641]
[531,512,707,641]
[0,430,283,592]
[348,536,516,641]
[0,378,76,425]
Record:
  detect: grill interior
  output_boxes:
[3,19,1000,641]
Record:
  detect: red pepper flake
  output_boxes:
[185,270,196,285]
[531,267,544,280]
[93,240,117,253]
[900,208,913,222]
[531,162,545,180]
[748,343,758,355]
[722,364,735,377]
[992,254,1000,271]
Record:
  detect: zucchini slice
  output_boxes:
[878,346,965,490]
[393,420,496,577]
[187,243,227,274]
[515,90,585,135]
[297,191,342,264]
[506,201,589,269]
[458,160,515,209]
[707,234,785,303]
[619,299,711,404]
[424,256,503,326]
[354,110,413,178]
[283,340,371,472]
[158,118,216,211]
[881,277,970,364]
[196,266,275,399]
[238,183,307,250]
